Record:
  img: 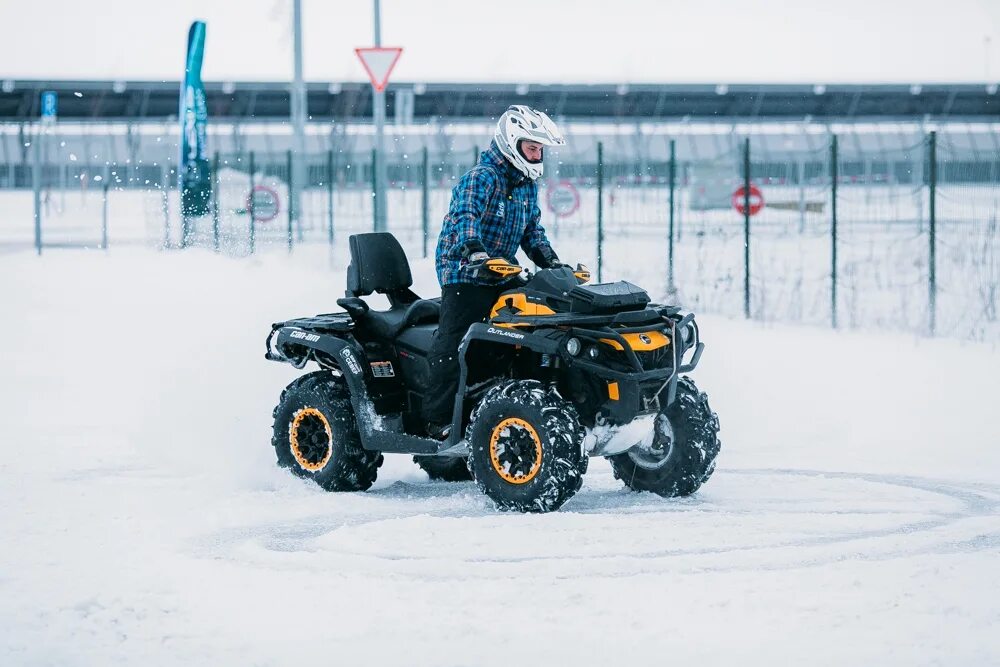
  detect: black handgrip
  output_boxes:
[337,297,369,321]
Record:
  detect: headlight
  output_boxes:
[681,323,695,345]
[566,337,581,356]
[587,346,600,359]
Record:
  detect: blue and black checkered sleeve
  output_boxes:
[450,166,499,258]
[520,191,558,266]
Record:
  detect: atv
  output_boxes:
[264,232,720,512]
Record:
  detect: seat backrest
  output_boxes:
[346,233,413,297]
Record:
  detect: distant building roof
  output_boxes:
[1,80,997,122]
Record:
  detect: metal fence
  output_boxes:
[2,123,998,342]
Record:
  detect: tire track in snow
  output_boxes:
[193,468,1000,577]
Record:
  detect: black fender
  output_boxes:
[448,322,561,430]
[268,324,362,373]
[267,325,377,437]
[462,322,561,354]
[267,324,439,455]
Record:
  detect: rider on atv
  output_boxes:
[425,105,569,438]
[264,107,718,513]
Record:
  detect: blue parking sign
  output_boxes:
[41,91,57,120]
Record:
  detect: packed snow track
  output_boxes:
[2,248,998,666]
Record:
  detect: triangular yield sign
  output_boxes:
[355,47,403,92]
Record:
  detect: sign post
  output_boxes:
[356,27,402,233]
[741,139,752,319]
[290,0,306,242]
[34,91,57,255]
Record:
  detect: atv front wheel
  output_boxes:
[609,376,720,497]
[467,380,585,512]
[272,371,382,491]
[413,455,473,482]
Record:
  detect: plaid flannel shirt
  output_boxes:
[435,140,557,286]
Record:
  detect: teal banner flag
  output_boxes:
[180,21,211,219]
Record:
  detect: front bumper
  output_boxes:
[562,311,704,425]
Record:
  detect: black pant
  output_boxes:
[424,283,505,424]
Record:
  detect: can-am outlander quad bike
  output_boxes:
[264,232,720,512]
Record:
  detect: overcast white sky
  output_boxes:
[1,0,998,84]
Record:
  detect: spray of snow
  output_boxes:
[583,413,656,456]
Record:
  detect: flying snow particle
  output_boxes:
[69,154,77,161]
[74,92,83,98]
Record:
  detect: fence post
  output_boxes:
[831,134,839,329]
[286,149,294,253]
[211,151,220,252]
[668,138,676,296]
[181,207,189,249]
[743,137,751,319]
[32,127,41,255]
[797,159,807,234]
[677,158,683,243]
[422,145,429,258]
[180,148,189,248]
[371,148,378,232]
[101,180,109,251]
[327,149,335,247]
[928,130,937,336]
[161,163,170,249]
[60,163,67,216]
[596,141,604,283]
[248,151,256,255]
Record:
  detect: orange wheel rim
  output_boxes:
[289,407,333,472]
[489,417,542,485]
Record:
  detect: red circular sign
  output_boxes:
[246,185,281,222]
[545,180,581,218]
[732,185,765,216]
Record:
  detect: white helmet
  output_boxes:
[494,105,565,180]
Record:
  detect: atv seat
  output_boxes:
[341,298,439,340]
[344,232,440,339]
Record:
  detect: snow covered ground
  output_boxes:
[1,246,999,666]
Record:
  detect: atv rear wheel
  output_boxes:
[413,455,473,482]
[272,371,382,491]
[467,380,585,512]
[609,376,720,497]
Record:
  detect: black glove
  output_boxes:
[459,238,488,260]
[464,252,516,283]
[527,244,561,269]
[465,251,492,278]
